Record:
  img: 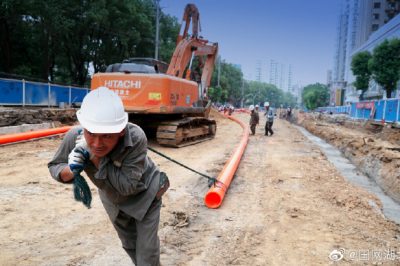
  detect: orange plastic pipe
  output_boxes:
[204,114,249,208]
[0,126,72,145]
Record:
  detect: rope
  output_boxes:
[147,146,223,187]
[70,146,222,208]
[73,171,92,208]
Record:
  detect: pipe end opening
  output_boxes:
[204,191,222,209]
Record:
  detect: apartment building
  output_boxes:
[331,0,400,104]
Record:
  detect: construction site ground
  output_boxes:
[1,110,400,265]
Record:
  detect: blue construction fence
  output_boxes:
[0,78,88,106]
[316,99,400,124]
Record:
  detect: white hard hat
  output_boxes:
[255,104,259,108]
[76,86,128,133]
[264,101,269,107]
[249,105,255,111]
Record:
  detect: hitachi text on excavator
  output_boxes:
[90,4,218,147]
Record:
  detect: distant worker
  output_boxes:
[264,102,274,136]
[287,106,292,121]
[249,105,259,135]
[48,87,169,265]
[228,105,234,116]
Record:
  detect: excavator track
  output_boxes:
[156,117,216,147]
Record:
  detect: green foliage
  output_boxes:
[0,0,179,86]
[351,51,372,100]
[158,14,180,63]
[369,38,400,98]
[243,81,296,108]
[208,86,224,102]
[208,61,297,108]
[301,83,329,110]
[210,60,242,104]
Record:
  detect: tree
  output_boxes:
[0,0,180,86]
[158,13,180,63]
[210,60,243,105]
[302,83,329,110]
[369,38,400,98]
[351,51,372,100]
[208,86,227,103]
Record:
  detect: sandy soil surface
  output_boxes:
[1,111,400,265]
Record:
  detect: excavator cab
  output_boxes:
[105,58,169,74]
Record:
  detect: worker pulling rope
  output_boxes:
[71,146,223,208]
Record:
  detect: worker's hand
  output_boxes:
[68,146,90,173]
[68,131,92,173]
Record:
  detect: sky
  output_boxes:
[160,0,342,87]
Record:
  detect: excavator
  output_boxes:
[90,3,218,147]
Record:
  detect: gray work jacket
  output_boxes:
[265,109,274,122]
[48,123,160,221]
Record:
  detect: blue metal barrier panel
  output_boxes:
[50,85,69,105]
[374,100,385,121]
[71,88,88,104]
[398,101,400,123]
[0,79,23,104]
[362,108,372,119]
[350,103,357,118]
[25,82,48,105]
[384,99,398,122]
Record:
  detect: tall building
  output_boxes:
[287,65,293,92]
[333,0,349,83]
[279,64,286,91]
[332,0,400,104]
[269,60,279,87]
[255,60,262,82]
[267,60,294,93]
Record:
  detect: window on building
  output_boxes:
[372,13,380,19]
[373,2,381,8]
[372,24,379,31]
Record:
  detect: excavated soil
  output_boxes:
[0,109,400,265]
[297,112,400,203]
[0,107,77,127]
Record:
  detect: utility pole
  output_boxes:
[217,55,221,87]
[154,0,160,60]
[241,77,244,108]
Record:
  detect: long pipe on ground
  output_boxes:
[0,126,72,145]
[204,114,249,208]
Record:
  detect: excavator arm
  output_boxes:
[170,4,218,99]
[167,37,218,99]
[177,3,200,43]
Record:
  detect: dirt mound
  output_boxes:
[0,107,77,127]
[296,111,400,203]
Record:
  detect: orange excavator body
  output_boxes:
[90,4,218,147]
[91,72,204,114]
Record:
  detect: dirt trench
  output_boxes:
[0,110,399,265]
[296,112,400,204]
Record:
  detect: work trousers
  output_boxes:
[265,121,274,136]
[250,124,257,135]
[110,199,162,266]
